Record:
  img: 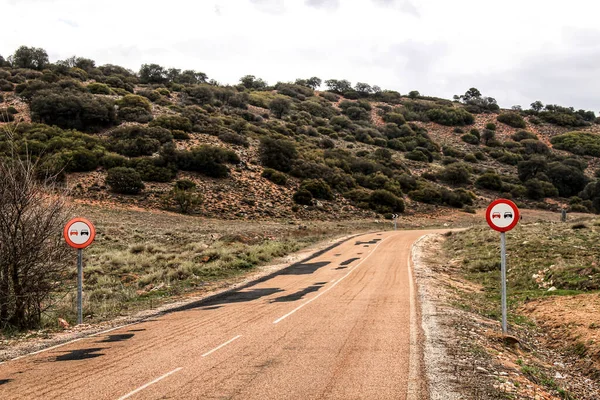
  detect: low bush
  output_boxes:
[262,168,288,185]
[426,107,474,126]
[405,149,429,162]
[259,137,298,172]
[497,112,526,128]
[106,167,145,194]
[438,163,471,185]
[550,131,600,157]
[293,189,313,205]
[30,89,116,132]
[219,132,249,147]
[369,189,404,214]
[300,179,334,200]
[475,172,503,191]
[150,114,193,132]
[87,82,111,95]
[177,145,240,178]
[511,130,537,142]
[461,133,479,145]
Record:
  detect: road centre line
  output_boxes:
[201,335,242,357]
[117,367,183,400]
[273,234,392,324]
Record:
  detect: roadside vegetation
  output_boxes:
[445,215,600,391]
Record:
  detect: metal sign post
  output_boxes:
[77,249,83,325]
[64,218,96,325]
[485,199,520,336]
[500,232,507,334]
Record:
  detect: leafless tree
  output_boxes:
[0,120,72,329]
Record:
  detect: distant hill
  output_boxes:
[2,45,600,219]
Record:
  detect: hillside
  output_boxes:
[2,46,600,219]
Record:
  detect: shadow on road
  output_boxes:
[271,283,325,302]
[55,348,105,362]
[98,334,134,343]
[0,379,12,385]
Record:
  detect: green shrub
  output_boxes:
[464,153,477,163]
[150,114,192,132]
[521,139,549,155]
[269,97,292,118]
[426,107,474,126]
[262,168,288,185]
[511,130,537,142]
[525,178,558,200]
[497,112,526,128]
[443,146,465,158]
[293,189,313,205]
[475,172,503,191]
[0,79,14,91]
[485,122,496,130]
[106,126,172,157]
[551,131,600,157]
[219,132,249,147]
[166,180,203,214]
[369,189,405,213]
[498,152,523,166]
[259,137,298,172]
[382,113,406,126]
[300,179,334,200]
[130,157,176,182]
[439,163,471,185]
[106,167,145,194]
[172,130,190,140]
[176,145,240,178]
[100,153,127,169]
[30,89,116,132]
[87,82,111,95]
[461,134,479,145]
[546,162,587,197]
[405,150,429,162]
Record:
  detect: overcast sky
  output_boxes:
[3,0,600,112]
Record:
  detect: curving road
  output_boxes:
[0,230,440,400]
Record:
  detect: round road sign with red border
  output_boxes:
[64,218,96,249]
[486,199,520,232]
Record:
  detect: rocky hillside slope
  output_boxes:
[2,48,600,219]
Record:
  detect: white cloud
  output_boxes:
[1,0,599,111]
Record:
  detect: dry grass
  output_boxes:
[37,204,385,328]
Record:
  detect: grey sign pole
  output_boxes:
[77,248,83,325]
[500,232,507,335]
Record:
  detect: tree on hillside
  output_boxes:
[240,75,267,90]
[325,79,352,94]
[354,82,373,97]
[530,101,544,112]
[9,46,49,70]
[408,90,420,99]
[295,77,322,90]
[269,97,292,119]
[177,70,208,85]
[57,56,96,72]
[139,63,168,84]
[259,137,298,172]
[0,55,7,67]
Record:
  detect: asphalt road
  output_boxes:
[0,230,439,400]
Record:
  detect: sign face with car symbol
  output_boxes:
[63,218,96,249]
[486,199,520,232]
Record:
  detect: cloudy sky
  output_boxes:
[3,0,600,111]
